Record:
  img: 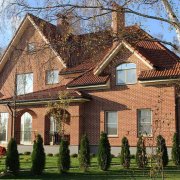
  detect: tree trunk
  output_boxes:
[161,0,180,44]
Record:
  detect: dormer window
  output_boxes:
[27,42,36,53]
[116,63,137,85]
[46,70,59,85]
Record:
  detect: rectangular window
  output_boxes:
[138,109,152,136]
[105,111,118,136]
[16,73,33,95]
[0,113,8,143]
[27,42,36,53]
[46,70,59,84]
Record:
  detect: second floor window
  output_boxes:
[46,70,59,84]
[16,73,33,95]
[116,63,137,85]
[27,42,36,53]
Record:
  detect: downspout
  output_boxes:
[7,103,14,138]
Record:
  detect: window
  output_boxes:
[138,109,152,136]
[46,70,59,84]
[27,42,36,53]
[21,112,32,144]
[105,111,118,136]
[116,63,137,85]
[16,73,33,95]
[0,113,8,143]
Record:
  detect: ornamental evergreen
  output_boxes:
[97,132,111,171]
[156,135,169,167]
[136,136,148,168]
[171,133,180,166]
[79,134,90,171]
[31,134,46,175]
[120,137,130,168]
[58,139,70,173]
[5,138,19,175]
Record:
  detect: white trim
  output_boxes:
[27,15,66,68]
[67,80,110,90]
[94,43,123,75]
[122,41,154,70]
[139,78,179,84]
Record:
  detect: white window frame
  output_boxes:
[105,111,118,137]
[20,112,32,145]
[116,63,137,85]
[16,73,33,95]
[137,109,152,137]
[46,70,59,85]
[27,42,36,53]
[0,113,8,144]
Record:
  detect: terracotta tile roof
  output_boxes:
[67,69,110,87]
[0,86,91,103]
[139,63,180,81]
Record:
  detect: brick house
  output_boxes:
[0,3,179,155]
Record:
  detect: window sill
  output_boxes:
[107,135,119,138]
[116,82,137,86]
[46,82,59,85]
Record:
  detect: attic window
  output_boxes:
[27,42,36,53]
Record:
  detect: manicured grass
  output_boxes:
[1,155,180,179]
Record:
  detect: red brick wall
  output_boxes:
[82,49,176,147]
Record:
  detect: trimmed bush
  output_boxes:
[47,153,53,157]
[24,151,31,155]
[172,133,180,166]
[71,153,78,158]
[120,137,130,168]
[156,135,169,167]
[31,134,46,175]
[136,136,148,168]
[5,138,19,175]
[79,134,90,171]
[0,146,6,156]
[97,132,111,171]
[58,139,70,173]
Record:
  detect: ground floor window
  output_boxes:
[20,112,32,144]
[0,113,8,143]
[138,109,152,136]
[105,111,118,136]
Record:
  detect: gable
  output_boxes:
[0,14,66,75]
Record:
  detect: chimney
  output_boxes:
[56,12,81,37]
[111,2,125,38]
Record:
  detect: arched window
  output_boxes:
[20,112,32,144]
[116,63,137,85]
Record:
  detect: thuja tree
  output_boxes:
[172,132,180,166]
[120,137,130,168]
[5,138,19,175]
[156,135,169,167]
[31,134,46,175]
[58,139,70,173]
[97,132,111,171]
[136,136,148,168]
[79,134,90,171]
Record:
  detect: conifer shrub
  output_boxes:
[120,136,130,168]
[97,132,111,171]
[58,139,70,173]
[171,133,180,166]
[31,134,46,175]
[136,136,148,168]
[156,135,169,167]
[5,138,19,175]
[79,134,90,171]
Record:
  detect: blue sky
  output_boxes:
[0,0,179,50]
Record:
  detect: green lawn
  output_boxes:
[1,155,180,179]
